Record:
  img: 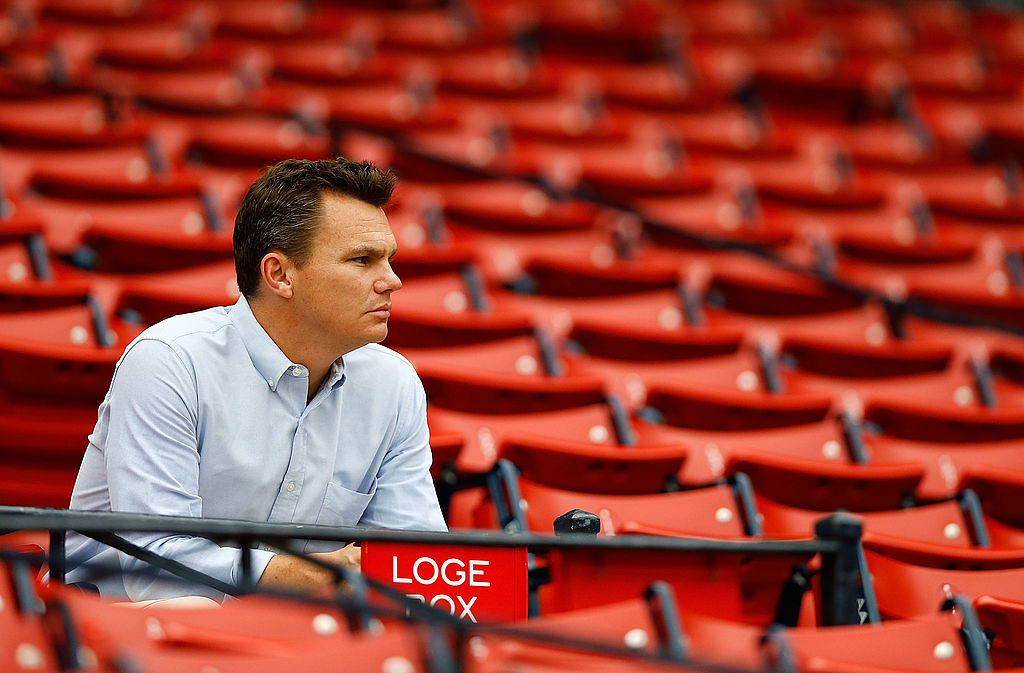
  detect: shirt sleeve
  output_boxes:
[102,338,276,600]
[358,367,448,532]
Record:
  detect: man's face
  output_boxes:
[288,191,401,355]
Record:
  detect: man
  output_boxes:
[65,158,447,600]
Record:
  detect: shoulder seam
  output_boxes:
[116,337,201,413]
[119,336,189,370]
[143,321,234,346]
[360,343,416,371]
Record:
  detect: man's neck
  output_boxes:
[249,296,345,405]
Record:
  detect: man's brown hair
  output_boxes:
[233,157,396,298]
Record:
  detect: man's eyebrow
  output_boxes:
[346,242,398,258]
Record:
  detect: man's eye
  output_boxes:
[351,256,370,264]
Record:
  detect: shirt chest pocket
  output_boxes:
[303,480,377,553]
[318,479,376,524]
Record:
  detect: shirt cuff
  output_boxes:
[237,548,277,586]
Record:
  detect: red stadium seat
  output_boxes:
[865,400,1024,443]
[29,193,229,256]
[399,336,607,414]
[655,104,799,160]
[379,272,537,348]
[0,390,96,462]
[0,301,144,403]
[746,37,869,123]
[76,217,233,273]
[0,462,77,507]
[744,142,886,210]
[980,99,1024,162]
[708,254,865,316]
[757,496,1024,569]
[686,607,985,673]
[0,94,148,149]
[438,180,597,233]
[915,164,1024,224]
[459,225,685,290]
[0,555,59,671]
[499,441,688,495]
[187,115,329,167]
[569,53,737,112]
[634,416,856,486]
[95,20,240,71]
[433,47,562,99]
[638,185,798,250]
[0,141,193,199]
[512,248,685,297]
[517,479,747,538]
[892,244,1024,332]
[960,465,1024,529]
[634,350,836,431]
[273,33,407,88]
[975,595,1024,668]
[38,0,170,23]
[427,403,645,475]
[644,382,833,431]
[865,431,1024,501]
[110,65,272,117]
[539,543,805,622]
[727,450,924,512]
[374,4,515,52]
[531,134,717,202]
[36,579,434,673]
[781,334,953,378]
[115,260,240,324]
[458,89,634,144]
[829,220,980,269]
[212,0,346,41]
[567,318,744,363]
[865,549,1024,619]
[0,238,92,313]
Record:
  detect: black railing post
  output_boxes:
[485,460,527,533]
[49,529,66,584]
[239,538,254,592]
[815,513,864,626]
[958,489,991,548]
[643,581,687,662]
[729,472,763,536]
[943,594,992,671]
[553,509,600,536]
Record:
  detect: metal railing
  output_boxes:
[0,504,871,627]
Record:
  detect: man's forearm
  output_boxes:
[118,532,276,602]
[257,555,335,592]
[257,544,362,593]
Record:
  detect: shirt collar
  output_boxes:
[228,295,347,392]
[228,295,299,391]
[326,357,346,389]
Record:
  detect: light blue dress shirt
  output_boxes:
[64,295,447,600]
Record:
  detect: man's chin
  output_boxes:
[343,325,389,353]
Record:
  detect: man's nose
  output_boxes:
[374,262,402,294]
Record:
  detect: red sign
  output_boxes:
[361,541,529,623]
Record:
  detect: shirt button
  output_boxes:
[267,379,275,387]
[291,366,303,377]
[286,481,296,492]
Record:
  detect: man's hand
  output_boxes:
[257,543,361,593]
[322,543,361,573]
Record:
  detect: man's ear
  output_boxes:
[259,251,294,299]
